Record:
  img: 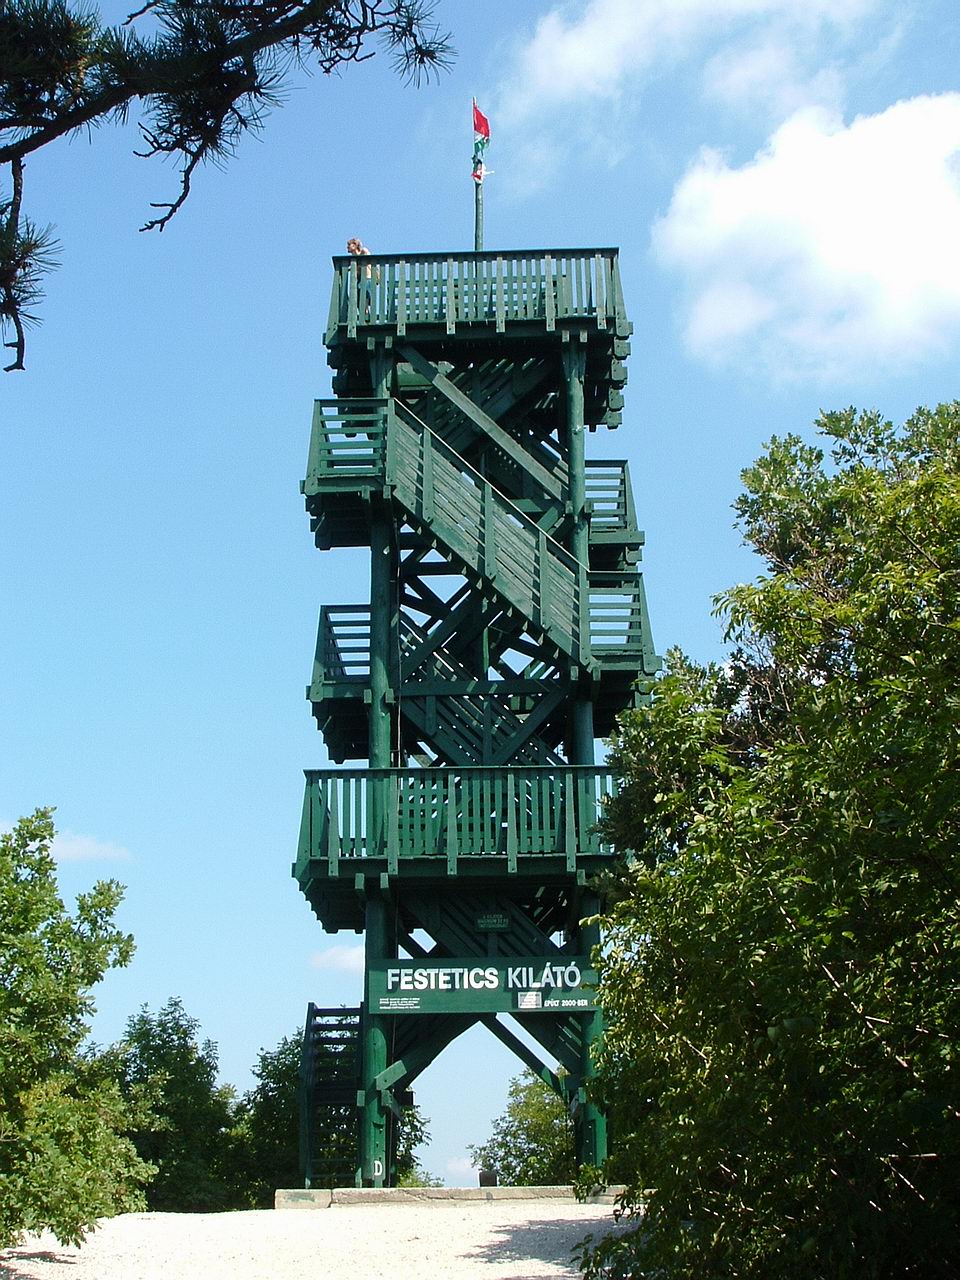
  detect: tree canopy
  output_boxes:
[0,0,452,369]
[225,1031,303,1206]
[469,1071,575,1186]
[117,997,237,1211]
[584,405,960,1278]
[0,809,152,1247]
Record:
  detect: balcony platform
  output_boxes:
[295,766,621,931]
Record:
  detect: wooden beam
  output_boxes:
[480,1016,565,1098]
[398,344,562,502]
[373,1013,478,1093]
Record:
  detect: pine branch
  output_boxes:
[0,0,453,369]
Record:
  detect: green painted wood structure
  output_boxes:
[295,247,658,1187]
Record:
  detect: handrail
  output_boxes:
[585,459,638,533]
[330,247,623,264]
[296,766,618,875]
[394,400,583,572]
[325,248,629,341]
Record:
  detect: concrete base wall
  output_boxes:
[275,1186,625,1210]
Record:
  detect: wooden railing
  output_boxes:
[296,767,618,876]
[313,581,653,679]
[585,460,638,533]
[303,399,387,488]
[325,249,629,341]
[315,606,370,682]
[588,572,652,660]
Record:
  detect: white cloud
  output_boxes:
[653,94,960,379]
[310,943,365,974]
[445,1156,475,1178]
[51,830,131,862]
[489,0,889,196]
[496,0,880,126]
[702,36,845,118]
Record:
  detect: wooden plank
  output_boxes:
[347,261,358,339]
[506,777,518,873]
[353,775,362,858]
[482,483,498,584]
[327,779,340,876]
[446,773,458,874]
[537,529,550,629]
[397,260,407,336]
[421,429,435,522]
[308,777,323,867]
[595,252,606,326]
[326,265,342,342]
[445,256,456,334]
[564,773,576,871]
[559,259,572,318]
[387,775,399,875]
[470,772,481,852]
[544,253,555,330]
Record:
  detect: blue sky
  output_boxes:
[3,0,960,1184]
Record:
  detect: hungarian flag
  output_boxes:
[472,99,490,183]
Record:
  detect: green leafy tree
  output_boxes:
[0,0,453,369]
[118,997,238,1211]
[469,1071,575,1186]
[0,809,153,1246]
[582,405,960,1278]
[393,1102,441,1187]
[225,1032,302,1206]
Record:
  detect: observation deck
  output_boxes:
[325,248,632,429]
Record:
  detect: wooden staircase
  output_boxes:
[299,1005,361,1188]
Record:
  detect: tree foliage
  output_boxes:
[469,1071,575,1186]
[393,1101,441,1187]
[225,1031,302,1206]
[117,997,238,1211]
[584,405,960,1279]
[0,809,152,1247]
[0,0,453,369]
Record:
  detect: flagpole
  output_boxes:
[472,97,489,254]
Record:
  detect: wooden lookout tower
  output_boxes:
[295,248,659,1186]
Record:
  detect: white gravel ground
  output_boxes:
[0,1202,623,1280]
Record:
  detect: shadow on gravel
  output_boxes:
[1,1250,76,1278]
[467,1215,610,1271]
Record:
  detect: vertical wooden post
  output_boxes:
[563,338,595,766]
[576,889,607,1168]
[361,344,393,1187]
[369,342,393,794]
[369,513,392,773]
[564,338,606,1166]
[361,892,389,1186]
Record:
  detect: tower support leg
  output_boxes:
[575,891,608,1169]
[563,339,595,765]
[360,892,389,1186]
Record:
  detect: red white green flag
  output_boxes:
[472,99,490,183]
